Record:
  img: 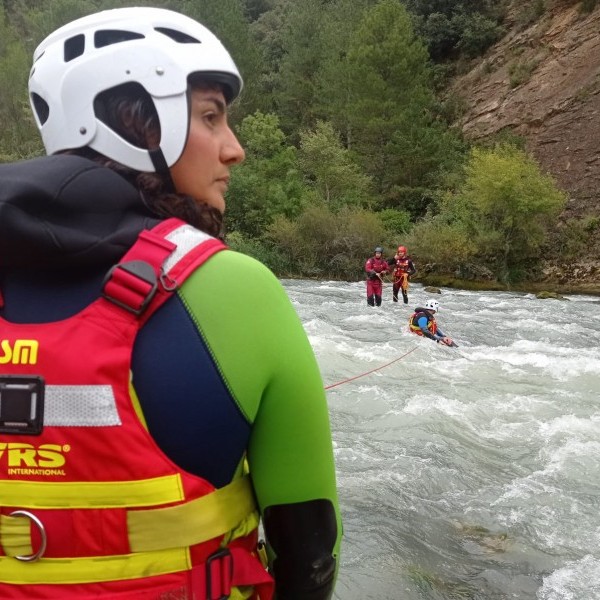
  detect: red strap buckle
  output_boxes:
[206,548,233,600]
[102,260,158,316]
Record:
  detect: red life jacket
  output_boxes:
[393,256,411,279]
[0,218,273,600]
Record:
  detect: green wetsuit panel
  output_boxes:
[178,249,342,557]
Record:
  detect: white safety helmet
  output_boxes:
[28,7,242,172]
[425,299,439,312]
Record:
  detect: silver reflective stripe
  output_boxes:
[163,225,214,273]
[45,385,121,427]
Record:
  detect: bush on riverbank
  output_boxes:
[405,143,567,283]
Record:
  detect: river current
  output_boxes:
[282,279,600,600]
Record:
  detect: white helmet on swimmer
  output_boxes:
[425,299,439,312]
[28,7,242,172]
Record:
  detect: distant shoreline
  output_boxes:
[411,275,600,297]
[280,275,600,298]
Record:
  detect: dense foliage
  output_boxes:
[405,0,508,62]
[406,144,567,282]
[0,0,577,284]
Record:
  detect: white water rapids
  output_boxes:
[282,279,600,600]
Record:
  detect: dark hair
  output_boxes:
[70,80,224,238]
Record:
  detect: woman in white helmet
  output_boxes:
[408,298,456,346]
[0,7,341,600]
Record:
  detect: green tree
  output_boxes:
[406,192,477,268]
[181,0,264,118]
[298,121,373,210]
[313,0,377,145]
[344,0,465,209]
[408,144,567,282]
[455,11,504,58]
[461,144,566,280]
[0,9,41,161]
[378,208,412,238]
[270,0,328,138]
[405,0,507,61]
[15,0,102,48]
[267,205,391,278]
[226,111,309,238]
[244,0,275,22]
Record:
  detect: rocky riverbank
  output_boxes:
[413,259,600,296]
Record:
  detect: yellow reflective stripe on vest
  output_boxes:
[0,514,32,557]
[128,475,256,552]
[0,474,184,508]
[0,548,190,585]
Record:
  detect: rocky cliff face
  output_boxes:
[450,0,600,291]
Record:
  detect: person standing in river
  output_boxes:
[388,245,416,304]
[365,246,390,306]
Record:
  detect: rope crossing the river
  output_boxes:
[324,346,419,390]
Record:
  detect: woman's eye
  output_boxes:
[203,112,219,125]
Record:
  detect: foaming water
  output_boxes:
[282,280,600,600]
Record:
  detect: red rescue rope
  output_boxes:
[324,346,418,390]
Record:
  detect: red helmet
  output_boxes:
[397,246,407,254]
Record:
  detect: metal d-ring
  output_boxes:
[8,510,47,562]
[160,269,179,292]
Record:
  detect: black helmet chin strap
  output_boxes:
[149,147,176,193]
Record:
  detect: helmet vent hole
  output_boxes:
[64,34,85,62]
[94,29,144,48]
[31,92,49,125]
[155,27,200,44]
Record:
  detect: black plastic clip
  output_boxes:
[102,260,158,316]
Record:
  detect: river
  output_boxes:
[282,279,600,600]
